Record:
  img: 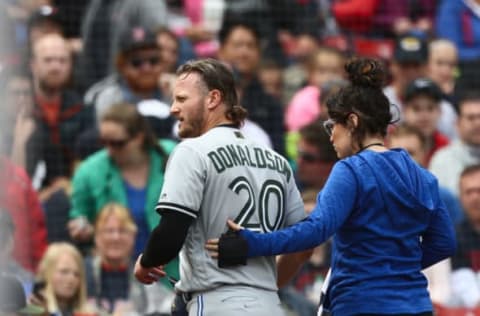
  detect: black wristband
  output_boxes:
[218,230,248,268]
[140,252,150,268]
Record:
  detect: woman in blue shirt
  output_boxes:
[207,58,456,315]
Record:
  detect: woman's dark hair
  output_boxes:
[100,103,168,167]
[326,57,392,147]
[177,58,248,127]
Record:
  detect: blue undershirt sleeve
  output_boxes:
[242,162,358,257]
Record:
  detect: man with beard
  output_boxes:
[429,90,480,197]
[217,20,285,156]
[29,33,93,199]
[134,59,309,315]
[77,26,175,159]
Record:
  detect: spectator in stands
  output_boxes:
[0,211,34,292]
[436,0,480,62]
[79,26,176,159]
[384,33,457,140]
[217,19,285,155]
[402,78,450,165]
[282,32,320,105]
[384,34,429,112]
[294,121,338,193]
[258,59,284,102]
[86,202,174,315]
[285,78,349,163]
[29,33,93,196]
[285,46,346,132]
[77,0,168,91]
[32,242,95,316]
[450,164,480,308]
[68,103,177,267]
[155,26,180,74]
[428,39,458,104]
[0,274,44,316]
[26,5,63,46]
[231,0,321,65]
[0,154,47,273]
[373,0,436,37]
[86,26,168,120]
[1,67,35,164]
[155,27,180,104]
[166,0,223,59]
[429,91,480,196]
[331,0,436,38]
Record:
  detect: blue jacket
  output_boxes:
[243,149,456,315]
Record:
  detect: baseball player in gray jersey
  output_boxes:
[134,58,307,316]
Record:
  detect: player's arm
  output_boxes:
[135,209,194,284]
[140,209,194,268]
[276,250,313,288]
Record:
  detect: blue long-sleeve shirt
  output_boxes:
[242,149,456,315]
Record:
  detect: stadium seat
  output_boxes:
[353,37,394,60]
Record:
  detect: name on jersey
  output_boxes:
[207,145,291,181]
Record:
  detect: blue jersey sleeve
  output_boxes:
[421,192,457,269]
[242,161,358,257]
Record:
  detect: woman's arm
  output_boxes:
[421,200,456,269]
[209,162,357,261]
[68,164,95,241]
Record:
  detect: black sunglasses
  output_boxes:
[129,56,160,68]
[298,150,324,163]
[100,137,131,149]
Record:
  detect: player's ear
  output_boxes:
[207,89,222,109]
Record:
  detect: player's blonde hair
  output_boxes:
[36,242,88,314]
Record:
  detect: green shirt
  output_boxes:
[70,139,179,287]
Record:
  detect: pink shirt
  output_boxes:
[184,0,202,24]
[285,85,321,131]
[180,0,220,57]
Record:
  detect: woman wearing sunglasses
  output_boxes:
[207,58,456,316]
[68,102,179,291]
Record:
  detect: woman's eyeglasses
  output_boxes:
[129,56,160,68]
[100,137,132,149]
[323,119,335,137]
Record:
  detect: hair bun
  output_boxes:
[345,58,385,89]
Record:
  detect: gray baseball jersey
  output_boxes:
[156,126,306,293]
